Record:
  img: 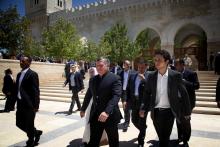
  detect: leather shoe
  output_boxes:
[137,144,144,147]
[26,139,34,147]
[34,130,43,145]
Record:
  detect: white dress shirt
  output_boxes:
[70,73,76,87]
[17,68,29,99]
[135,75,141,96]
[155,69,170,108]
[123,70,129,90]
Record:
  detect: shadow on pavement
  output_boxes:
[55,110,78,116]
[66,138,82,147]
[147,139,180,147]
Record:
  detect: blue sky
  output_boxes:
[0,0,98,16]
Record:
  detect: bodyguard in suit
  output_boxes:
[80,57,122,147]
[2,68,16,112]
[140,50,191,147]
[64,64,84,114]
[175,59,200,146]
[126,59,149,147]
[118,60,134,132]
[110,62,122,75]
[16,56,42,147]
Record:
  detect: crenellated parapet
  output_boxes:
[49,0,187,23]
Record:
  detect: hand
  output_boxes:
[184,115,191,120]
[6,92,11,95]
[80,111,85,118]
[139,74,145,80]
[122,102,127,109]
[98,112,109,122]
[139,110,145,118]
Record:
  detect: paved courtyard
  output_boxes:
[0,100,220,147]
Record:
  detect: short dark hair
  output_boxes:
[154,49,171,62]
[175,58,185,65]
[138,58,148,66]
[5,68,12,74]
[21,56,32,63]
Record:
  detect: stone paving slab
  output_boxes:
[0,100,220,147]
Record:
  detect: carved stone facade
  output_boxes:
[25,0,220,70]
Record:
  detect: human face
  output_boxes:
[175,62,184,72]
[123,62,130,71]
[137,63,147,74]
[154,55,169,71]
[20,57,30,70]
[96,60,108,76]
[71,66,76,72]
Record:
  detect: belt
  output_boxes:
[154,108,171,111]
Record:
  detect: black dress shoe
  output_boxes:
[34,130,43,145]
[137,144,144,147]
[26,139,34,147]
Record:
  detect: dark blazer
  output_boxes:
[141,69,191,122]
[81,71,122,124]
[16,69,40,110]
[126,71,149,109]
[182,69,200,109]
[64,71,84,92]
[216,77,220,102]
[2,74,15,95]
[110,66,123,75]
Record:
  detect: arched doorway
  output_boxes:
[174,24,207,70]
[134,28,161,69]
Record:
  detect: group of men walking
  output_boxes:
[1,49,205,147]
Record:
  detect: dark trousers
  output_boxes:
[121,90,131,126]
[131,109,147,145]
[176,116,191,143]
[16,107,36,141]
[86,116,119,147]
[69,87,81,112]
[4,94,16,111]
[153,108,175,147]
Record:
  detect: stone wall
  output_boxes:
[0,59,65,90]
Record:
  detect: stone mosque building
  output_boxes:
[25,0,220,70]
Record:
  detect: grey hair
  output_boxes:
[96,57,110,67]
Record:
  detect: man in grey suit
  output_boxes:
[140,50,191,147]
[16,56,42,147]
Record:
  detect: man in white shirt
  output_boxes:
[140,50,191,147]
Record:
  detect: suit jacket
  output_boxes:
[2,74,15,96]
[141,69,191,122]
[110,65,123,75]
[182,69,200,109]
[216,77,220,102]
[118,69,135,101]
[126,71,149,109]
[64,71,84,92]
[81,71,122,124]
[16,69,40,110]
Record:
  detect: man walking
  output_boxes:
[16,56,42,147]
[140,50,191,147]
[175,59,200,146]
[64,64,84,114]
[80,57,122,147]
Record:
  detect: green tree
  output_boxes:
[0,6,31,57]
[101,23,132,63]
[42,18,81,61]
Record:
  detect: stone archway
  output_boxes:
[174,24,207,70]
[134,28,161,69]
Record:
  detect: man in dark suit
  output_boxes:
[175,59,200,146]
[216,77,220,108]
[2,68,16,112]
[118,60,134,132]
[140,50,191,147]
[80,57,122,147]
[16,56,42,147]
[64,64,84,114]
[110,62,122,75]
[126,59,149,147]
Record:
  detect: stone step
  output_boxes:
[193,107,220,115]
[196,101,217,108]
[40,92,85,98]
[196,96,216,102]
[196,89,216,92]
[200,85,216,89]
[196,92,215,97]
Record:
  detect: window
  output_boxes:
[35,0,39,5]
[57,0,63,7]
